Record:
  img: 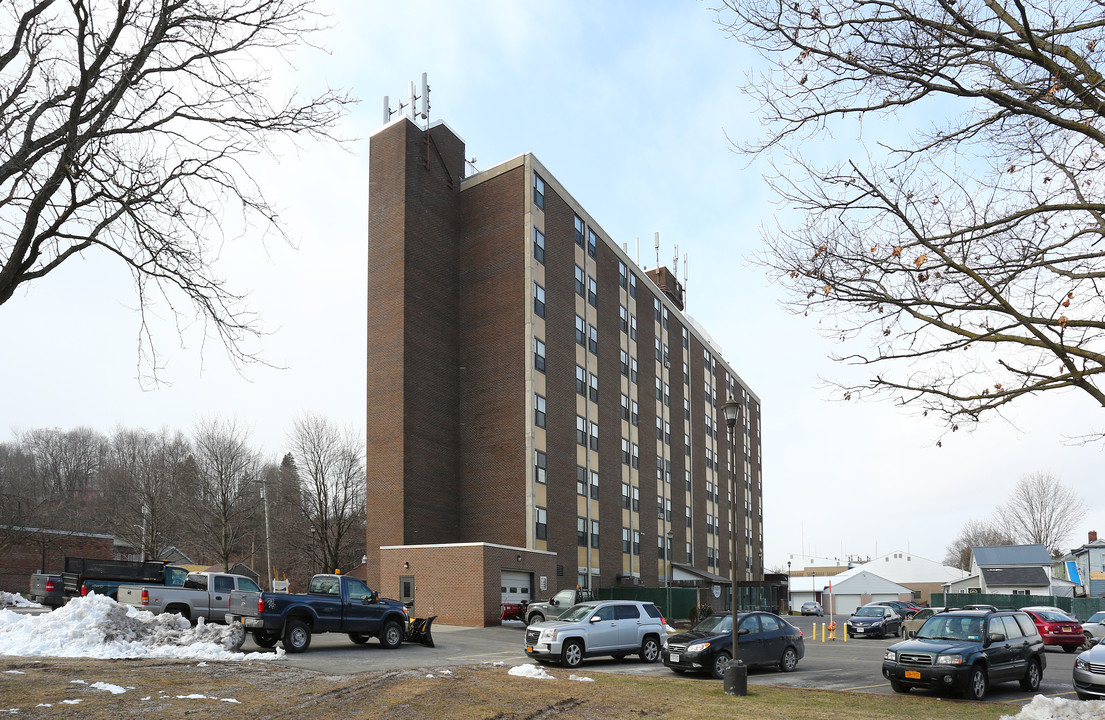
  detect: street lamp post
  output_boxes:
[786,561,791,615]
[666,530,674,621]
[720,396,746,696]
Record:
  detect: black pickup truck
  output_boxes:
[29,558,188,606]
[226,574,411,653]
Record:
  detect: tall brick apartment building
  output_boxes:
[366,116,763,626]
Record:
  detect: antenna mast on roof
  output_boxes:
[683,253,689,309]
[673,244,679,279]
[382,73,431,128]
[654,232,660,270]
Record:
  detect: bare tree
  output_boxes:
[189,417,258,570]
[943,518,1019,571]
[0,1,352,380]
[287,413,365,574]
[997,471,1088,556]
[719,1,1105,439]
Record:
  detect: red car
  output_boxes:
[1023,609,1084,652]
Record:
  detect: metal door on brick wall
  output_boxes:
[501,571,532,604]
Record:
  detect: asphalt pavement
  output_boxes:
[258,613,1083,707]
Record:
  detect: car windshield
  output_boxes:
[1037,611,1072,623]
[917,615,984,640]
[854,607,884,617]
[557,604,596,623]
[692,615,733,634]
[1089,612,1105,624]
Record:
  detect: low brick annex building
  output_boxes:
[366,114,764,626]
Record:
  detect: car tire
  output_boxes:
[528,613,545,626]
[282,619,311,653]
[252,630,280,648]
[964,666,987,701]
[711,651,731,680]
[1084,632,1094,649]
[379,620,403,649]
[1019,659,1041,692]
[889,679,910,694]
[779,646,799,672]
[640,636,661,664]
[561,639,583,668]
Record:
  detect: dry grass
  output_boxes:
[0,656,1018,720]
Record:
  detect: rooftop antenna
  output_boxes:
[683,253,689,308]
[654,232,660,270]
[382,73,431,128]
[673,244,679,278]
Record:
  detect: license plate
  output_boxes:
[669,653,680,663]
[905,670,921,680]
[1063,627,1072,633]
[855,628,865,633]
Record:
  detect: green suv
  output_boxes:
[881,608,1046,700]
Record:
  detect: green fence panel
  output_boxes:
[596,587,698,621]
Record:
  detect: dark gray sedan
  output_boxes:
[662,611,804,679]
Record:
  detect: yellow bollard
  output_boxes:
[843,623,848,642]
[821,622,825,642]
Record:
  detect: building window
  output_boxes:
[632,443,639,468]
[622,527,631,554]
[683,362,690,385]
[619,306,629,333]
[534,395,546,429]
[657,535,665,559]
[587,229,598,258]
[619,261,628,289]
[534,282,546,318]
[662,306,669,329]
[655,337,662,362]
[630,357,638,383]
[656,417,663,441]
[654,297,661,321]
[587,276,597,307]
[655,376,662,401]
[575,265,585,297]
[631,401,639,426]
[589,373,599,403]
[575,315,585,345]
[620,393,630,421]
[589,421,599,451]
[591,520,600,548]
[576,365,586,395]
[588,325,598,354]
[664,382,670,407]
[590,470,599,500]
[533,172,545,210]
[620,350,629,377]
[576,466,587,496]
[621,483,631,509]
[576,417,587,446]
[666,498,672,521]
[629,274,637,298]
[683,326,689,349]
[630,314,637,341]
[574,215,585,248]
[622,438,631,465]
[577,517,587,546]
[533,227,545,264]
[633,530,641,555]
[536,507,547,541]
[535,450,547,484]
[534,338,546,373]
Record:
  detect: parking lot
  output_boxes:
[259,614,1082,706]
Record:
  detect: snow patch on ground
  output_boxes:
[1000,696,1105,720]
[508,664,556,680]
[568,674,594,682]
[0,593,254,660]
[0,592,40,609]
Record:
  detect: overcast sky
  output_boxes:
[1,1,1101,573]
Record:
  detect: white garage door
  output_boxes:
[500,571,533,605]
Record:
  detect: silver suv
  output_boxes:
[524,600,665,668]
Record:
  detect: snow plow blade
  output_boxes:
[408,616,435,647]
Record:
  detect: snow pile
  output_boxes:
[0,592,40,609]
[568,674,594,682]
[0,594,249,660]
[1001,696,1105,720]
[508,664,556,680]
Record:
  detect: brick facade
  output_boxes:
[367,116,763,626]
[0,528,114,593]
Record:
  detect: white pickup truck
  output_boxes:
[118,571,262,624]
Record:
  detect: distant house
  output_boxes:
[945,544,1079,597]
[821,571,913,616]
[830,551,967,606]
[1064,531,1105,597]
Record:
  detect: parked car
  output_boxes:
[525,587,596,625]
[882,607,1046,700]
[1022,609,1085,653]
[871,600,922,619]
[662,611,804,679]
[523,600,665,668]
[846,605,903,639]
[61,557,189,601]
[27,574,65,608]
[800,601,823,616]
[1081,610,1105,647]
[903,607,945,639]
[1074,638,1105,700]
[1022,605,1077,620]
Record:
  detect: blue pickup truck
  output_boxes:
[225,574,411,653]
